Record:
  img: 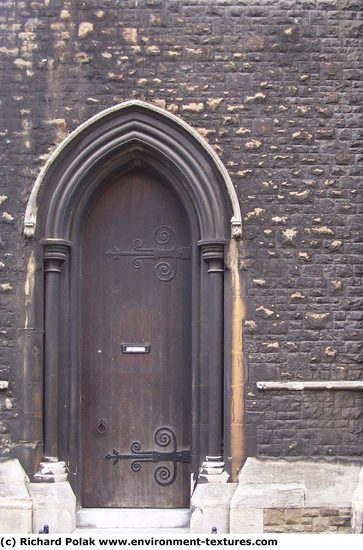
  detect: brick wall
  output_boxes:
[0,0,362,461]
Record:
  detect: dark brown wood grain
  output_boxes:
[81,170,192,508]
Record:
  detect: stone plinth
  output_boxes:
[230,458,360,534]
[352,467,363,533]
[230,482,305,533]
[0,459,32,533]
[190,482,237,534]
[27,481,76,534]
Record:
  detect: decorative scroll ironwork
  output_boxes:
[105,426,191,486]
[106,226,190,282]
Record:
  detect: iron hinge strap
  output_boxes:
[105,426,190,486]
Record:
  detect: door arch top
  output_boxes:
[24,100,242,241]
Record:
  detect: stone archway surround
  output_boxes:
[24,101,244,505]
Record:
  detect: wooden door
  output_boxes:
[81,170,192,508]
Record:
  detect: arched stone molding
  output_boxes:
[27,101,245,497]
[24,100,242,240]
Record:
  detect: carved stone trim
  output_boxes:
[198,240,226,273]
[198,239,225,463]
[257,381,363,391]
[199,456,230,484]
[41,238,71,475]
[30,100,235,496]
[43,239,71,270]
[24,100,242,239]
[34,459,68,483]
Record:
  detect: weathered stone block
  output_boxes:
[231,482,305,510]
[339,20,363,38]
[352,467,363,533]
[329,513,351,527]
[305,312,330,329]
[263,509,284,526]
[284,508,302,524]
[320,507,339,517]
[244,35,265,51]
[27,482,76,534]
[78,22,93,39]
[337,0,362,7]
[190,483,237,534]
[0,459,32,534]
[312,516,331,532]
[230,508,263,534]
[0,508,32,534]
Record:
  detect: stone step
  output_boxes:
[77,508,190,531]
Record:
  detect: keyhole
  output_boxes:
[96,419,107,434]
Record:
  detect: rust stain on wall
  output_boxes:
[228,237,245,481]
[24,251,35,329]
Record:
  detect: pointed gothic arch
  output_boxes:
[24,100,241,240]
[25,101,243,503]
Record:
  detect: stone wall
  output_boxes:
[264,507,351,533]
[228,458,360,534]
[0,0,362,467]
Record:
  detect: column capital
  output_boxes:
[42,239,72,271]
[198,239,225,273]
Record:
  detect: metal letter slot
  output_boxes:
[121,344,151,354]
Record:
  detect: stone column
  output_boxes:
[198,239,228,482]
[36,239,71,482]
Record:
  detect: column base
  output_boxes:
[198,456,230,484]
[34,457,68,483]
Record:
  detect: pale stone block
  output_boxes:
[78,22,93,38]
[190,507,203,532]
[190,482,237,534]
[0,459,32,533]
[238,458,359,508]
[0,458,29,484]
[0,508,32,534]
[231,482,305,509]
[28,481,76,534]
[34,460,68,482]
[77,509,190,529]
[352,502,363,533]
[230,508,263,534]
[199,471,230,483]
[351,466,363,533]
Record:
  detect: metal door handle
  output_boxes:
[96,419,107,434]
